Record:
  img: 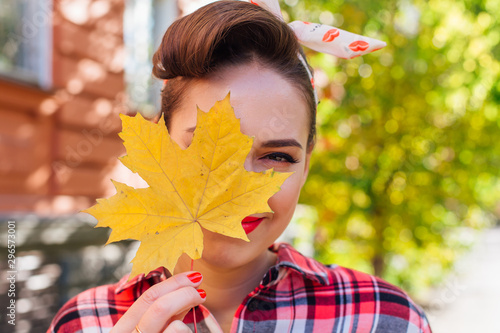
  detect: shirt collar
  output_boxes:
[115,242,332,294]
[269,242,332,286]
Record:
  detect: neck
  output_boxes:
[174,249,277,319]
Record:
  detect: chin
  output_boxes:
[195,227,275,270]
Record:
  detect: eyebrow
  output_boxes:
[261,139,303,150]
[185,126,303,150]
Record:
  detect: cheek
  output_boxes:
[268,171,303,220]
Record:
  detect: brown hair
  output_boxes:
[152,0,316,149]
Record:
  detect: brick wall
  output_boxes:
[0,0,130,215]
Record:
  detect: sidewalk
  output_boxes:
[425,226,500,333]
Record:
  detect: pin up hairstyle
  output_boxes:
[152,0,316,149]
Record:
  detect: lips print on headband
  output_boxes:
[250,0,387,59]
[322,28,340,43]
[249,0,387,104]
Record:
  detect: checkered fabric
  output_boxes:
[47,243,431,332]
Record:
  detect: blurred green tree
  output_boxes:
[284,0,500,294]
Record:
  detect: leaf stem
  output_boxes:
[191,258,197,333]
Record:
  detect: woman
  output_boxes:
[48,1,431,332]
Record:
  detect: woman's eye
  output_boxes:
[262,152,299,164]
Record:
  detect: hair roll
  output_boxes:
[152,0,316,148]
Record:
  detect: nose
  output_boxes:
[243,148,255,172]
[243,146,271,174]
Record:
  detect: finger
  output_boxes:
[163,320,193,333]
[137,287,206,333]
[111,272,203,333]
[169,308,191,324]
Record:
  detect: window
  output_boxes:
[0,0,52,89]
[124,0,219,117]
[124,0,178,117]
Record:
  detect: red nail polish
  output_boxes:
[187,272,202,283]
[197,289,206,299]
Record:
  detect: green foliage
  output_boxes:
[286,0,500,294]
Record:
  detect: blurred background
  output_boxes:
[0,0,498,332]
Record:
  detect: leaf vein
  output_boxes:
[129,125,194,219]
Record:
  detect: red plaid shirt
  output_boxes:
[48,243,431,332]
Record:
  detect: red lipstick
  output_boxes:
[241,216,264,234]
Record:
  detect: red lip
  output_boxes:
[242,216,262,223]
[349,40,369,52]
[322,28,340,42]
[241,216,264,234]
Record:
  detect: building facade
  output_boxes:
[0,1,190,331]
[1,0,128,215]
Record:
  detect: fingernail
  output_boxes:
[197,289,206,299]
[187,272,202,283]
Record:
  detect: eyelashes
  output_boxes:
[261,152,299,164]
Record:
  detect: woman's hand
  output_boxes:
[111,271,206,333]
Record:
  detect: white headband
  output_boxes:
[250,0,387,104]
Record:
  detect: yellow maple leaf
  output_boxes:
[83,93,292,279]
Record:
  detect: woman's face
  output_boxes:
[169,63,312,269]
